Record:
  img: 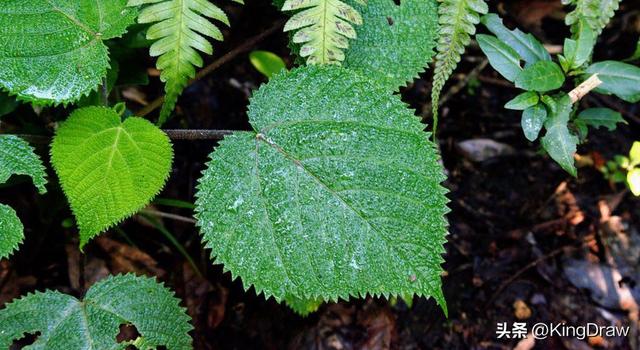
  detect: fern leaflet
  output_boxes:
[282,0,367,65]
[430,0,488,131]
[562,0,621,34]
[128,0,241,126]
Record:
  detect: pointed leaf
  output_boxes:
[521,103,547,141]
[0,0,137,105]
[541,94,578,176]
[576,108,625,131]
[586,61,640,103]
[0,135,47,194]
[515,61,565,92]
[481,13,551,65]
[249,51,287,79]
[51,107,173,247]
[563,19,596,70]
[477,34,522,82]
[505,91,539,110]
[0,204,23,259]
[195,66,449,308]
[343,0,439,90]
[0,274,193,349]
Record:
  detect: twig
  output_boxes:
[163,129,234,140]
[569,74,602,104]
[136,20,286,118]
[140,208,196,224]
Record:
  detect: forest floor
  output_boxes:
[2,0,640,349]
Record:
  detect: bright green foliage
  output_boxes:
[282,0,366,65]
[559,19,595,72]
[0,204,23,259]
[195,66,449,309]
[481,14,551,65]
[0,135,47,194]
[505,91,539,111]
[521,103,547,141]
[541,94,578,176]
[514,61,565,92]
[128,0,240,126]
[284,295,323,316]
[562,0,620,34]
[576,108,625,131]
[629,142,640,196]
[0,0,137,105]
[0,274,193,349]
[343,0,439,91]
[51,106,173,248]
[586,61,640,103]
[249,51,287,79]
[431,0,488,126]
[476,34,522,82]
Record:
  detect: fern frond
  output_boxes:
[562,0,620,34]
[282,0,367,65]
[128,0,240,126]
[430,0,488,131]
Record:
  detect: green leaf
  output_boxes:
[515,61,565,92]
[282,0,366,65]
[563,0,620,35]
[476,34,522,82]
[576,108,625,131]
[0,274,193,349]
[0,135,47,194]
[540,94,578,176]
[249,51,287,79]
[0,92,18,118]
[586,61,640,103]
[505,91,539,110]
[629,169,640,196]
[195,66,449,308]
[285,295,323,316]
[431,0,488,129]
[630,141,640,167]
[343,0,439,91]
[481,13,551,65]
[51,106,173,248]
[0,0,137,105]
[0,204,23,259]
[521,103,547,141]
[562,19,596,70]
[128,0,234,126]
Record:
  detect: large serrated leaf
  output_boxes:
[0,274,193,349]
[50,106,173,248]
[0,0,137,105]
[343,0,439,91]
[0,204,23,259]
[195,66,449,309]
[0,135,47,194]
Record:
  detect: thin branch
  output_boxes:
[140,208,196,224]
[13,129,238,144]
[569,74,602,104]
[136,19,286,117]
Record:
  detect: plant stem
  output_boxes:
[569,74,602,104]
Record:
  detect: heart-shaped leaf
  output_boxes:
[0,204,23,259]
[51,106,173,247]
[0,274,193,349]
[195,66,449,308]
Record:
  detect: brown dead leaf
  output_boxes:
[95,237,166,278]
[357,303,396,350]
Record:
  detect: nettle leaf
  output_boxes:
[343,0,439,91]
[51,106,173,248]
[195,66,449,308]
[0,204,23,259]
[505,91,539,110]
[476,34,522,82]
[541,94,578,176]
[576,108,625,131]
[0,274,192,349]
[0,0,137,105]
[0,135,47,194]
[521,103,547,142]
[481,14,551,65]
[515,61,565,92]
[586,61,640,103]
[282,0,366,65]
[128,0,239,125]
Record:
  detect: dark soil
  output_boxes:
[1,0,640,349]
